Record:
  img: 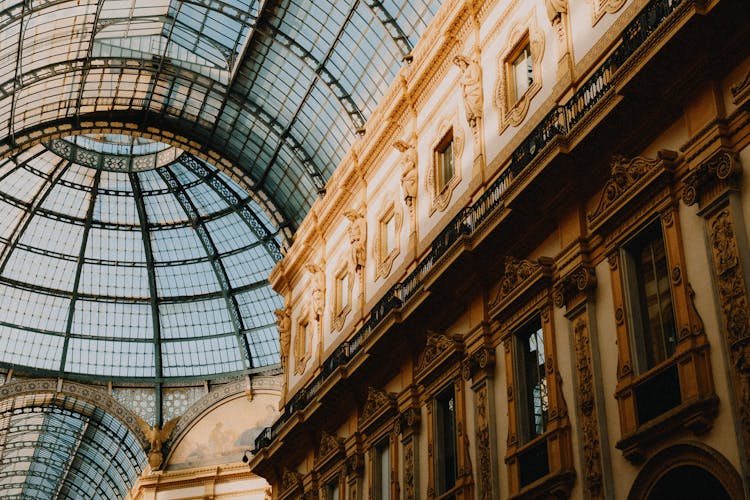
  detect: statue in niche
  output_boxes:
[453,54,483,128]
[306,263,326,320]
[274,307,292,372]
[344,208,367,271]
[394,140,418,206]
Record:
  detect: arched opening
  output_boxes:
[628,443,744,500]
[647,465,730,500]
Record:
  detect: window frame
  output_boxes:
[331,263,352,331]
[428,117,464,215]
[374,200,402,280]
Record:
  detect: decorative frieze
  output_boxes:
[682,150,740,208]
[553,265,597,310]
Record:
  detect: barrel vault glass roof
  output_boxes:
[0,394,146,500]
[0,0,442,230]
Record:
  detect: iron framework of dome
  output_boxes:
[0,138,284,381]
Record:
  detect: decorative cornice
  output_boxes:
[415,331,464,385]
[682,149,741,208]
[358,386,398,433]
[587,150,678,232]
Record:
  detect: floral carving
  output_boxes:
[461,347,495,382]
[475,383,493,500]
[707,209,750,464]
[553,265,596,309]
[574,318,603,497]
[588,154,669,228]
[499,256,539,300]
[281,469,303,496]
[415,331,463,379]
[403,439,416,500]
[359,386,397,430]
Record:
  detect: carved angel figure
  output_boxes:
[137,416,180,470]
[453,54,483,127]
[394,140,417,205]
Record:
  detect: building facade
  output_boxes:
[250,0,750,498]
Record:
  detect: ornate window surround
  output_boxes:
[314,430,346,500]
[374,198,403,280]
[490,256,575,498]
[494,13,544,134]
[413,331,471,500]
[294,311,312,376]
[427,115,464,215]
[587,151,718,464]
[331,261,352,332]
[358,387,399,500]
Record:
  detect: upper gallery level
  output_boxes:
[254,0,747,463]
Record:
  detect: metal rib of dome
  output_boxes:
[0,141,283,380]
[0,0,443,231]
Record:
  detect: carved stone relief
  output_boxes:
[475,382,493,500]
[307,263,326,321]
[574,318,604,498]
[453,54,483,131]
[394,139,418,207]
[344,208,367,272]
[707,209,750,455]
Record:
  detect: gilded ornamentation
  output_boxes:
[707,209,750,454]
[394,140,418,206]
[344,208,367,271]
[587,154,665,227]
[137,416,180,471]
[574,318,603,497]
[475,383,493,500]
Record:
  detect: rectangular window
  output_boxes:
[336,271,349,313]
[374,439,390,500]
[623,221,677,372]
[435,131,454,192]
[435,384,458,494]
[326,480,339,500]
[515,317,548,443]
[511,44,533,102]
[380,213,396,259]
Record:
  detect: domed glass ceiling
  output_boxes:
[0,138,283,380]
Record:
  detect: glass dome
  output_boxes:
[0,138,283,381]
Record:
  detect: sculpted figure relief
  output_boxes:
[394,140,418,205]
[544,0,567,21]
[306,263,325,320]
[274,307,291,371]
[453,54,483,127]
[344,208,367,271]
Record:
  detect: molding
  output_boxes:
[490,256,554,321]
[358,386,398,435]
[587,150,678,233]
[731,66,750,108]
[414,331,464,386]
[427,114,465,214]
[315,430,346,472]
[682,149,741,209]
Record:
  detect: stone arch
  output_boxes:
[628,442,744,500]
[0,378,149,448]
[164,375,282,469]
